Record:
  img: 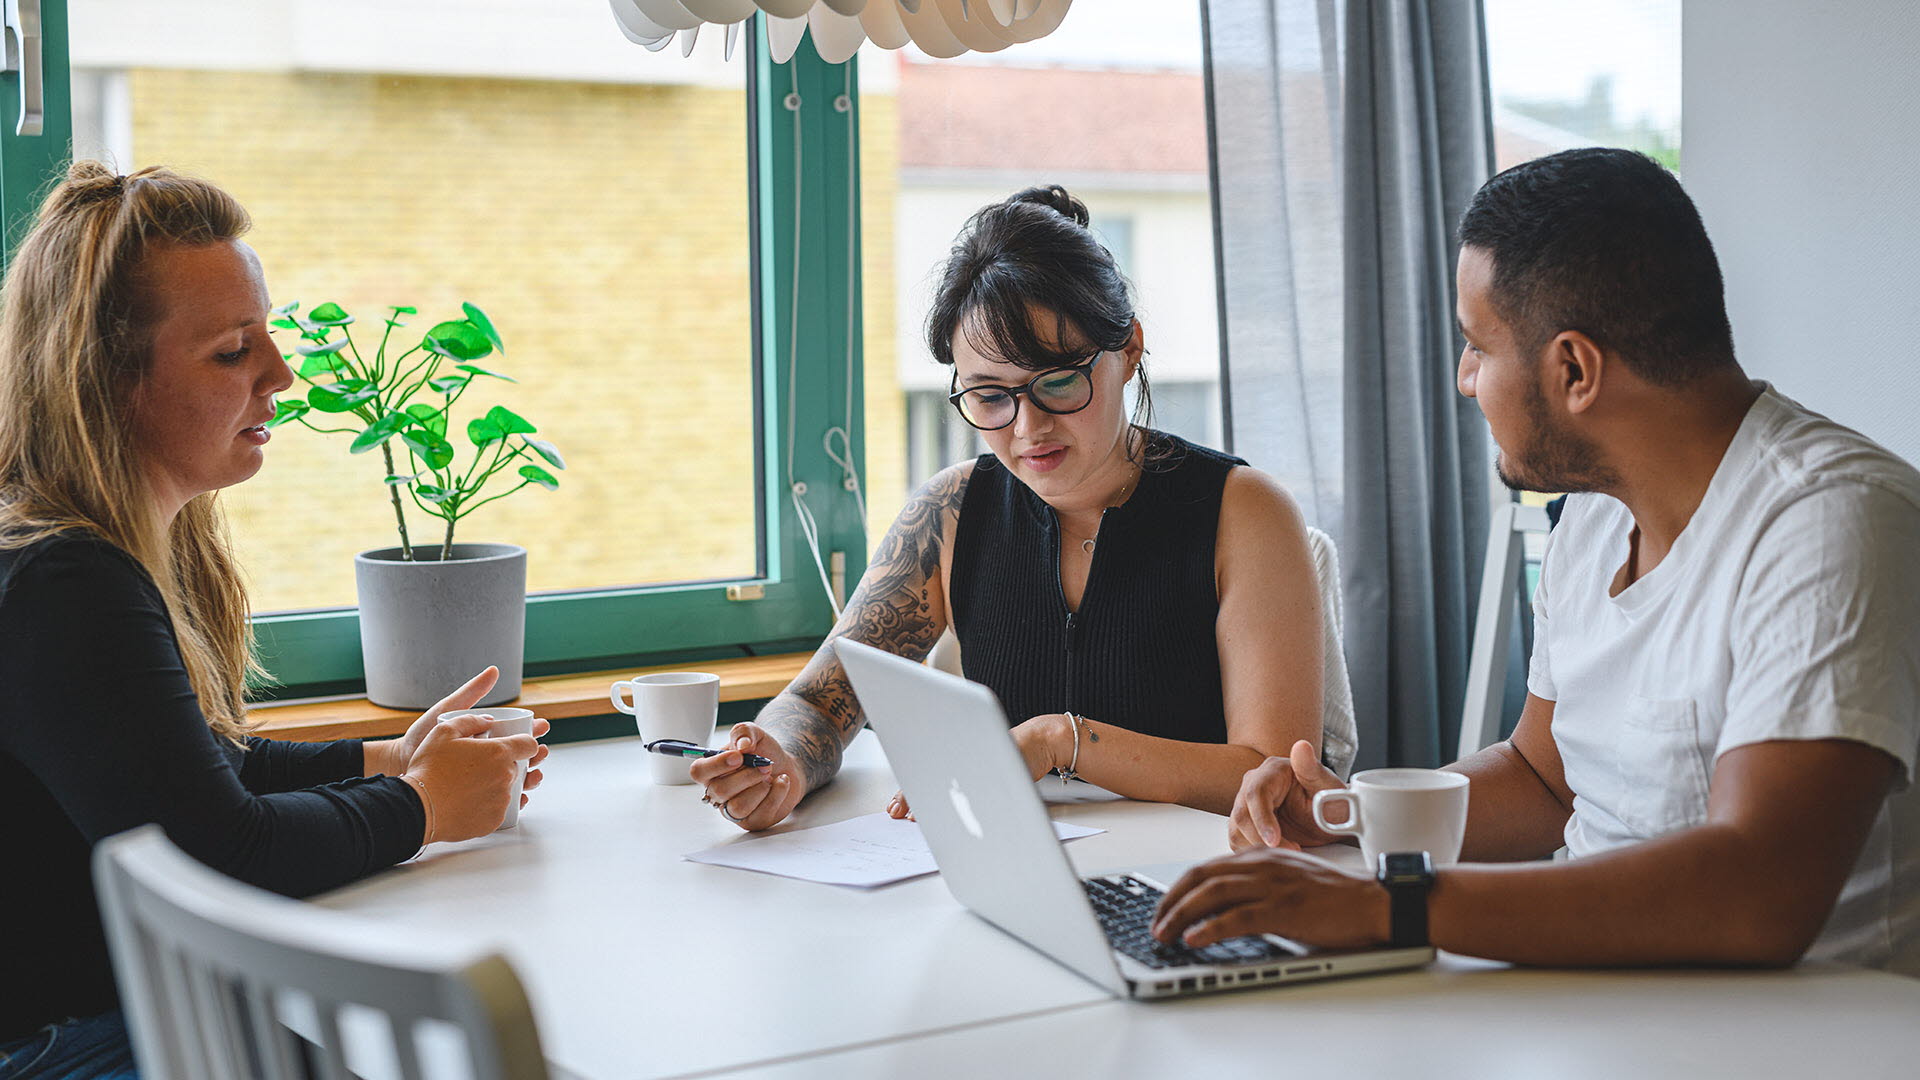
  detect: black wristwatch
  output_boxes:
[1376,852,1437,948]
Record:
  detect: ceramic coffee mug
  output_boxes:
[457,707,536,830]
[1311,768,1470,867]
[610,672,721,784]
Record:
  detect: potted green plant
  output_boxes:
[265,300,565,709]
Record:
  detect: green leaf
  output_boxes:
[518,464,559,490]
[467,415,504,447]
[428,374,469,394]
[296,338,349,357]
[264,400,310,428]
[308,380,378,413]
[414,484,456,504]
[404,403,447,439]
[269,316,299,330]
[271,301,299,316]
[308,302,354,326]
[462,302,505,354]
[349,412,409,454]
[401,429,456,470]
[422,320,492,361]
[384,474,418,485]
[455,363,516,383]
[298,352,347,378]
[485,405,536,435]
[390,305,418,315]
[524,438,566,470]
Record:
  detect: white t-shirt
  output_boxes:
[1529,383,1920,975]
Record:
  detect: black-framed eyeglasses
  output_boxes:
[947,353,1102,431]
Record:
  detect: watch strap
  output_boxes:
[1377,851,1435,948]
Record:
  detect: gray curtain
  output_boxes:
[1204,0,1494,769]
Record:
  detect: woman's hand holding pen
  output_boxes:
[690,722,807,831]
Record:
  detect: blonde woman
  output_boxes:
[0,163,546,1079]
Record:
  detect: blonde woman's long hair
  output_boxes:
[0,161,261,742]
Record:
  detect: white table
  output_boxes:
[316,733,1920,1079]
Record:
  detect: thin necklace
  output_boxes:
[1065,469,1139,555]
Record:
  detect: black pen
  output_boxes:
[644,739,772,768]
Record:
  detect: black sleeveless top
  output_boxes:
[949,432,1247,743]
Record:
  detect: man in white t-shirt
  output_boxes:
[1152,147,1920,974]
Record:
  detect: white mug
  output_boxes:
[610,672,721,784]
[456,707,536,830]
[1311,768,1470,867]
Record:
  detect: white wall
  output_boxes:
[1683,0,1920,465]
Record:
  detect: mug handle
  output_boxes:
[609,681,638,715]
[1311,788,1364,838]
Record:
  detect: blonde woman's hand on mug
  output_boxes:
[691,722,806,831]
[403,711,542,842]
[368,667,504,776]
[1229,739,1348,852]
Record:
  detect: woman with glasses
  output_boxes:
[694,185,1326,830]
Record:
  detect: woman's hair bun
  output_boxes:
[1007,184,1090,229]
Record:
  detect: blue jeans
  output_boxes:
[0,1011,138,1079]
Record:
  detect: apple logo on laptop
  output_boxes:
[949,778,985,839]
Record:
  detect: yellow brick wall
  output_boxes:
[860,92,907,544]
[128,68,902,612]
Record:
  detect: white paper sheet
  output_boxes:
[683,811,1104,888]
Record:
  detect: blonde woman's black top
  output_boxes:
[949,432,1246,741]
[0,534,425,1041]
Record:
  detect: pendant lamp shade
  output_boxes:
[610,0,1074,61]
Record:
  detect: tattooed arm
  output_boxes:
[689,462,973,830]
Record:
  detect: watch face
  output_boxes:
[1378,851,1434,881]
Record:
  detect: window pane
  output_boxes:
[859,4,1223,533]
[1484,0,1682,171]
[71,2,758,612]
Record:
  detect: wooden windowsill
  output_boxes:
[248,652,811,743]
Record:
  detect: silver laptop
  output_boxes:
[835,639,1433,1000]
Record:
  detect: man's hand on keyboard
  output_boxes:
[1150,848,1390,951]
[1229,739,1349,851]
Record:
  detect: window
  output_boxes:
[1483,0,1683,172]
[15,3,869,690]
[860,3,1225,531]
[74,3,761,610]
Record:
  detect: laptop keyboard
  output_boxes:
[1083,875,1295,970]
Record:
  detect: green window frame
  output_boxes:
[0,7,869,697]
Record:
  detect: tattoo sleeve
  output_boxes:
[755,466,971,794]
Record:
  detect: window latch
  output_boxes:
[2,0,41,136]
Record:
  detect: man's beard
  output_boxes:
[1494,381,1619,494]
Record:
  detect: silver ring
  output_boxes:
[717,800,743,824]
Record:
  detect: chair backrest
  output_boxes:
[1305,526,1358,779]
[925,526,1359,779]
[93,825,549,1080]
[1457,500,1555,761]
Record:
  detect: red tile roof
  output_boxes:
[897,59,1209,174]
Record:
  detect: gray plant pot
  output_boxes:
[355,543,527,710]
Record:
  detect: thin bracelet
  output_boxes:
[401,773,436,849]
[1060,712,1083,784]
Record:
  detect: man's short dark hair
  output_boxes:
[1457,148,1736,386]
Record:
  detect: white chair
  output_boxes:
[93,825,550,1080]
[1457,499,1554,761]
[1306,525,1358,779]
[923,524,1358,778]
